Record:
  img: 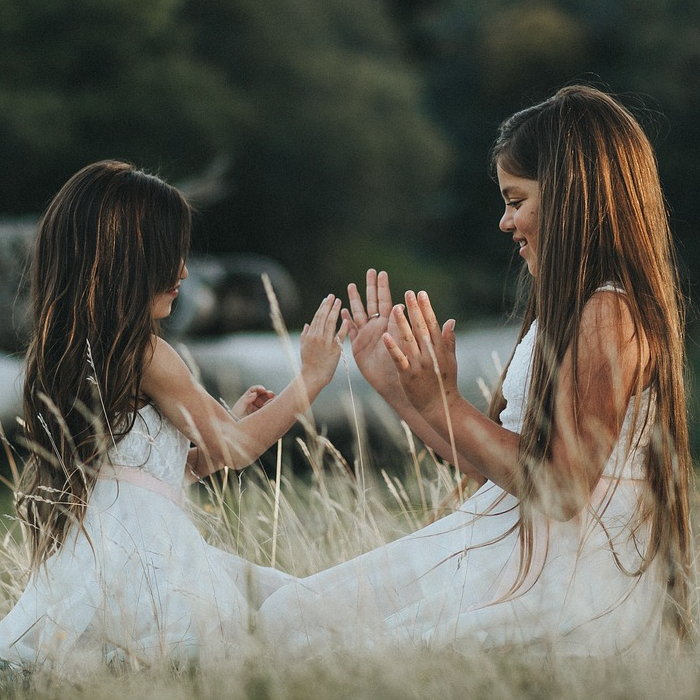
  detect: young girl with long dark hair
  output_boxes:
[259,85,693,655]
[0,160,347,670]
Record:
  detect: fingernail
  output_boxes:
[418,290,428,300]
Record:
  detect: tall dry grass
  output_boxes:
[0,392,697,698]
[0,283,697,697]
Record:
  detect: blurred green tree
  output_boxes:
[0,0,245,211]
[2,0,700,324]
[183,0,452,315]
[393,0,700,316]
[0,0,452,319]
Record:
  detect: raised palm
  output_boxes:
[342,269,402,399]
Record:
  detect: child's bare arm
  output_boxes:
[142,295,348,478]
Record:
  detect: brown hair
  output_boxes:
[18,160,191,568]
[489,86,692,636]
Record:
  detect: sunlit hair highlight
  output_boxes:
[488,85,692,637]
[18,160,191,568]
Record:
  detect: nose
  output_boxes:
[180,262,188,280]
[499,207,513,233]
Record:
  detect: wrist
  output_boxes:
[419,391,460,428]
[377,382,409,411]
[298,369,325,402]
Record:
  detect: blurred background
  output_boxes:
[1,0,699,469]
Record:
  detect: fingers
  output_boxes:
[307,294,350,342]
[234,385,276,417]
[340,308,358,341]
[382,331,409,371]
[325,296,343,334]
[388,292,449,366]
[402,290,445,354]
[387,305,400,339]
[377,270,393,315]
[251,389,275,409]
[365,268,379,317]
[392,302,420,357]
[403,291,431,349]
[346,269,391,326]
[248,385,272,400]
[310,272,394,342]
[309,294,341,334]
[416,291,442,342]
[336,317,350,345]
[442,318,456,352]
[347,282,368,324]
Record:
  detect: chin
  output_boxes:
[521,259,536,276]
[152,304,173,320]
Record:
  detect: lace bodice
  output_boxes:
[104,404,189,489]
[499,321,537,434]
[498,319,651,479]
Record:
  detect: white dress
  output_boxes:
[0,404,294,671]
[258,319,666,657]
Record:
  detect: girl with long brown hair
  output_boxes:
[260,85,693,655]
[0,160,347,669]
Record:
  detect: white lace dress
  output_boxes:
[0,404,293,670]
[258,319,666,656]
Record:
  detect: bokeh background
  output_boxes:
[1,0,700,461]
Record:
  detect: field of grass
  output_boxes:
[1,296,699,698]
[1,645,699,700]
[0,418,697,700]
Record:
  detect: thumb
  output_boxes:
[386,312,399,339]
[336,318,350,344]
[341,308,358,340]
[442,319,456,352]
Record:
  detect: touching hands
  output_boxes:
[382,290,460,418]
[341,270,460,421]
[341,269,403,399]
[300,294,349,395]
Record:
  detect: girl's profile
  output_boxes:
[0,160,347,670]
[259,85,692,656]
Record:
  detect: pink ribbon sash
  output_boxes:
[98,465,185,508]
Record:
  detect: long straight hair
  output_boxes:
[18,160,191,569]
[489,86,692,636]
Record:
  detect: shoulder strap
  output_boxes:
[595,282,625,294]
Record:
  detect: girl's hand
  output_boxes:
[382,290,460,418]
[341,269,401,399]
[300,294,349,395]
[231,385,275,419]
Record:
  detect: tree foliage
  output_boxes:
[0,0,242,210]
[1,0,700,320]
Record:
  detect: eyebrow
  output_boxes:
[501,186,524,199]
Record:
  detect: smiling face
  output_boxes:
[497,164,540,276]
[151,262,188,320]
